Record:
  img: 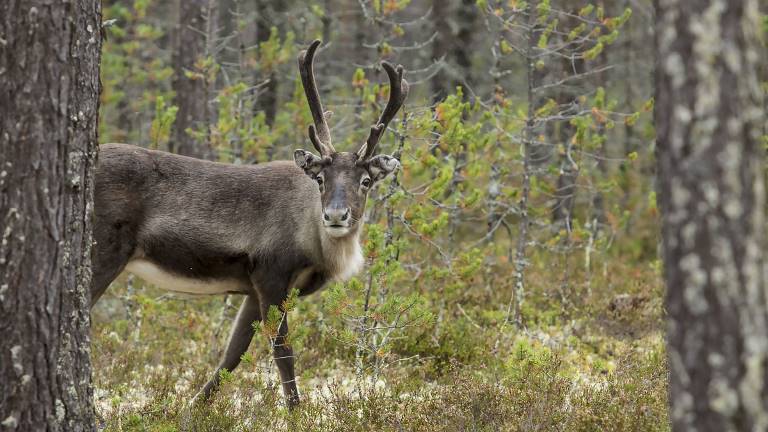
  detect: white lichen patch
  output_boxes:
[722,41,742,74]
[680,223,698,250]
[674,105,692,125]
[664,53,686,89]
[10,345,23,376]
[707,352,725,368]
[709,376,739,416]
[710,266,725,285]
[740,337,768,428]
[1,416,18,429]
[688,2,727,152]
[680,254,709,315]
[668,183,693,233]
[55,399,66,421]
[722,199,743,219]
[701,185,719,207]
[657,0,679,57]
[671,388,694,425]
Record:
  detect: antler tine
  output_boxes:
[298,39,335,156]
[358,61,410,161]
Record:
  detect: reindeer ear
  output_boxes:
[366,154,400,182]
[294,149,325,176]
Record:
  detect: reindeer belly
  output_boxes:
[125,258,248,295]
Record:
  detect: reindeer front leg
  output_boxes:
[191,295,261,404]
[296,270,329,297]
[251,270,300,408]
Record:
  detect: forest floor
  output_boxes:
[91,243,669,431]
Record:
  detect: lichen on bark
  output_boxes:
[655,0,768,430]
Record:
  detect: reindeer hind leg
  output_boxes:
[90,221,136,307]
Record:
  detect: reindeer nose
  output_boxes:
[324,207,350,225]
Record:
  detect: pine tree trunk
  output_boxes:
[550,3,585,229]
[655,1,767,429]
[620,0,637,224]
[0,1,101,430]
[453,0,477,93]
[254,0,280,128]
[430,0,451,102]
[172,0,214,158]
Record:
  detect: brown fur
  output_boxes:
[91,143,396,407]
[91,39,407,410]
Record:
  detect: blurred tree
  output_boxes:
[655,0,767,430]
[478,0,632,319]
[351,0,371,67]
[550,1,587,229]
[100,0,174,145]
[254,0,286,127]
[217,0,237,50]
[453,0,477,93]
[431,0,451,102]
[429,0,477,102]
[0,0,102,430]
[172,0,217,158]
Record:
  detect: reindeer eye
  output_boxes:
[315,176,324,186]
[361,177,372,188]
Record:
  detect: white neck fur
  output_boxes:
[320,226,364,282]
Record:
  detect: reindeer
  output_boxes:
[90,39,408,408]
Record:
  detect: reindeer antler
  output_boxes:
[298,40,335,157]
[356,62,409,161]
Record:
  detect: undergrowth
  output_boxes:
[92,243,668,431]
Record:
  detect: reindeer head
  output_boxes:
[294,40,408,238]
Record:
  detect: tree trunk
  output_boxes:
[550,3,585,229]
[655,1,767,430]
[430,0,451,102]
[353,0,370,67]
[254,0,281,128]
[620,0,637,226]
[453,0,477,95]
[0,1,102,430]
[172,0,215,158]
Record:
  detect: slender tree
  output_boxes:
[0,1,102,430]
[655,0,767,429]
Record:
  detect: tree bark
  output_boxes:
[172,0,215,159]
[655,0,767,430]
[254,0,281,128]
[430,0,451,102]
[0,1,102,430]
[453,0,477,94]
[550,2,585,229]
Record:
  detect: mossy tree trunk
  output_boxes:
[655,0,767,429]
[0,0,102,430]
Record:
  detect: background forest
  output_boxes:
[85,0,764,430]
